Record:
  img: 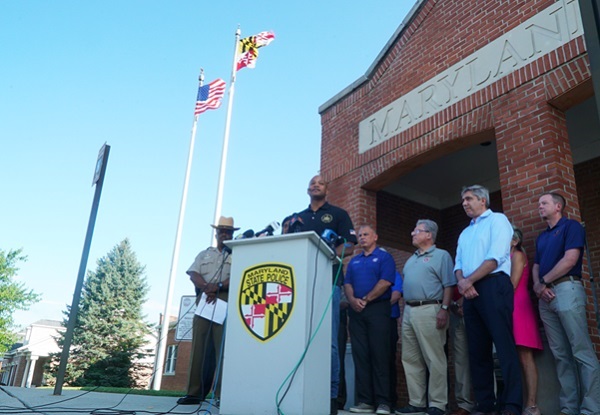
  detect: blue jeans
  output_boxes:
[331,285,341,399]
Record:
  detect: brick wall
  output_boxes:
[320,0,584,186]
[376,192,441,252]
[377,190,502,257]
[13,355,26,387]
[319,0,600,407]
[159,327,191,392]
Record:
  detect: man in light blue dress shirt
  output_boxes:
[454,185,522,415]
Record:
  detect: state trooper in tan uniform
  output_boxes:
[177,216,238,406]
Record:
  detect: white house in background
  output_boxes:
[0,320,158,389]
[1,319,64,387]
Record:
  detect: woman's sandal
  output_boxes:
[522,405,541,415]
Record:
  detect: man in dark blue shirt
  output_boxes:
[298,174,357,415]
[344,225,395,415]
[532,192,600,415]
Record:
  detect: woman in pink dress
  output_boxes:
[510,228,543,415]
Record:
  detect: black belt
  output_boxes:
[406,299,442,307]
[480,271,508,281]
[549,275,581,288]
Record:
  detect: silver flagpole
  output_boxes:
[152,70,204,390]
[211,26,240,246]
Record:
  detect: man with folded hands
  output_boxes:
[397,219,455,415]
[344,225,395,415]
[533,192,600,415]
[454,185,522,415]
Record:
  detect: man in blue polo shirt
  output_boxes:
[532,192,600,415]
[454,185,522,415]
[344,225,395,415]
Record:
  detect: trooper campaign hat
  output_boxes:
[210,216,240,231]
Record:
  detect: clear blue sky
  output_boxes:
[1,1,415,328]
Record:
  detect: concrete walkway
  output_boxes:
[0,386,355,415]
[0,386,214,415]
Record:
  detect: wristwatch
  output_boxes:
[441,304,449,311]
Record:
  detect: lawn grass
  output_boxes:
[39,386,185,397]
[82,387,185,397]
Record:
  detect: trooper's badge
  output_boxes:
[239,263,295,342]
[321,213,333,223]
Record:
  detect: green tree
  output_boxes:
[0,248,40,353]
[50,239,151,387]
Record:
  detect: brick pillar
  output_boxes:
[494,84,579,246]
[494,85,600,354]
[493,85,575,415]
[327,170,376,229]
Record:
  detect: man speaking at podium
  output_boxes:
[298,175,357,415]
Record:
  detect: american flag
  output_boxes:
[236,31,275,71]
[194,78,226,115]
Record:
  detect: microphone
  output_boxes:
[288,213,304,233]
[256,221,281,237]
[322,228,342,250]
[235,229,255,240]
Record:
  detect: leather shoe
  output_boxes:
[450,409,471,415]
[331,398,338,415]
[177,395,202,405]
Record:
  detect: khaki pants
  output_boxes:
[401,304,448,411]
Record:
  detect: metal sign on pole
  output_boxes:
[54,143,110,395]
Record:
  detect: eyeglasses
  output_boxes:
[412,229,430,234]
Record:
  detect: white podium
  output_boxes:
[220,231,335,415]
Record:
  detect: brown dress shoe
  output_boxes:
[450,409,471,415]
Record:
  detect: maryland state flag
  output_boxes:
[236,31,275,71]
[239,263,294,342]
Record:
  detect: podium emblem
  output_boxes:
[239,263,295,341]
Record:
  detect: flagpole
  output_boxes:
[211,26,241,246]
[152,70,204,391]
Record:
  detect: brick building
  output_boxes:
[319,0,600,411]
[156,315,193,392]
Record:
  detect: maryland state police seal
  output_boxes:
[239,263,295,342]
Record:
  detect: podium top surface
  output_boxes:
[224,231,336,259]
